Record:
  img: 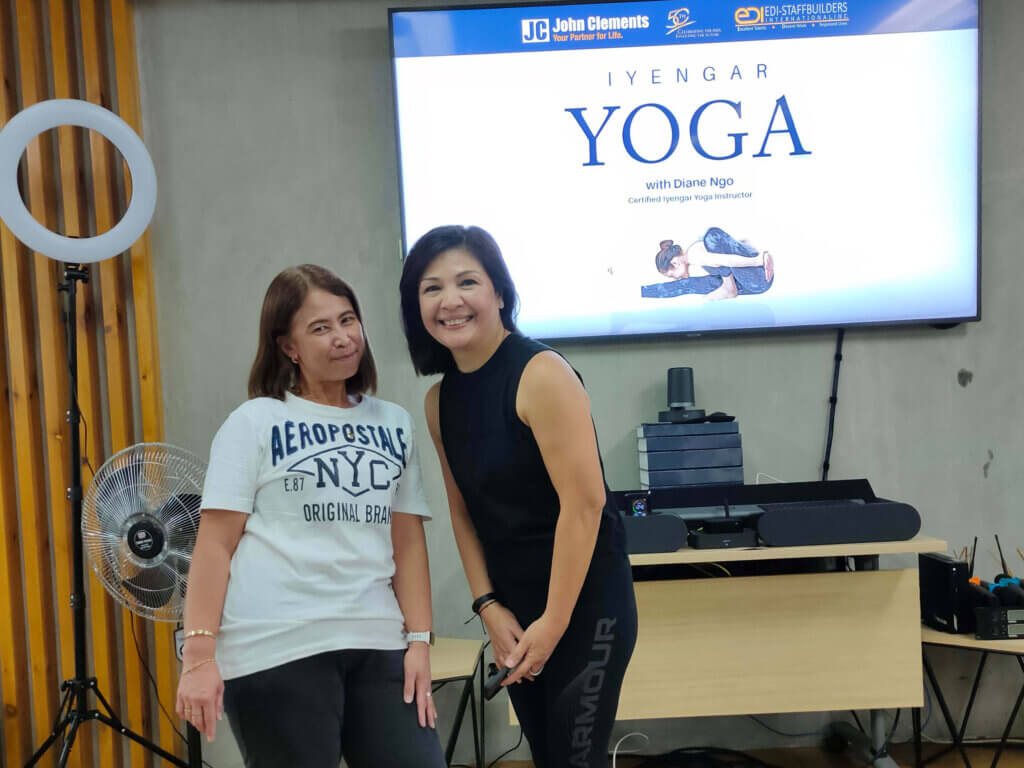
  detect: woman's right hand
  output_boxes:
[176,656,224,742]
[479,601,524,669]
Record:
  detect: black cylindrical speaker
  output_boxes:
[667,367,695,408]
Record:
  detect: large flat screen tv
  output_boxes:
[389,0,979,340]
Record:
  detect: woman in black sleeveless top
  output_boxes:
[400,225,637,768]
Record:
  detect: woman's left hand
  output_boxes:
[403,643,437,728]
[503,612,567,686]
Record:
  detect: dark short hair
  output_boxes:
[656,239,682,274]
[399,225,519,375]
[248,265,378,399]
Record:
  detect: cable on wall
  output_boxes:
[821,329,845,481]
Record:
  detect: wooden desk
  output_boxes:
[914,626,1024,768]
[921,625,1024,655]
[629,535,948,567]
[619,535,945,721]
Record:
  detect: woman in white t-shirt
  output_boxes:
[176,265,445,768]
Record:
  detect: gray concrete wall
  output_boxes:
[134,0,1024,764]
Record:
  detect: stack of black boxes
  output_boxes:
[637,421,744,490]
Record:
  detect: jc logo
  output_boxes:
[521,18,550,43]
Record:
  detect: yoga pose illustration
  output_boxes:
[641,227,775,300]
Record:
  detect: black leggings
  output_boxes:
[222,649,446,768]
[499,551,638,768]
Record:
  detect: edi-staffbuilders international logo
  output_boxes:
[735,2,849,28]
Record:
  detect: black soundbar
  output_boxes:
[614,479,921,551]
[757,498,920,546]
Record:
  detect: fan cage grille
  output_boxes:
[83,442,206,622]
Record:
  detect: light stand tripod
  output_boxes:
[25,264,199,768]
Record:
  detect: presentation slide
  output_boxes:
[391,0,978,339]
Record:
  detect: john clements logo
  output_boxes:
[569,618,617,767]
[666,8,696,34]
[522,18,550,42]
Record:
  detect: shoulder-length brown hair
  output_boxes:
[248,265,378,400]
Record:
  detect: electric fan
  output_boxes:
[83,442,204,621]
[75,442,206,768]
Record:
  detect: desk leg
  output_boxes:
[480,658,486,766]
[828,717,901,768]
[871,709,901,767]
[446,677,474,766]
[989,656,1024,768]
[469,683,482,768]
[958,652,989,745]
[923,652,973,768]
[913,707,922,767]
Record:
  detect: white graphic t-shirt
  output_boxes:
[200,392,430,679]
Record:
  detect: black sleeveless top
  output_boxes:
[438,333,625,587]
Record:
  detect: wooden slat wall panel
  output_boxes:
[108,0,163,442]
[78,1,153,765]
[0,202,62,768]
[0,0,170,764]
[107,2,179,759]
[0,11,34,768]
[48,1,123,764]
[77,271,128,768]
[0,238,34,768]
[14,2,86,766]
[3,6,62,766]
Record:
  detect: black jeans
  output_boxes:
[223,648,446,768]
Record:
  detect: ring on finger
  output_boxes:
[529,664,544,676]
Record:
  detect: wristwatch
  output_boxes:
[406,630,434,646]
